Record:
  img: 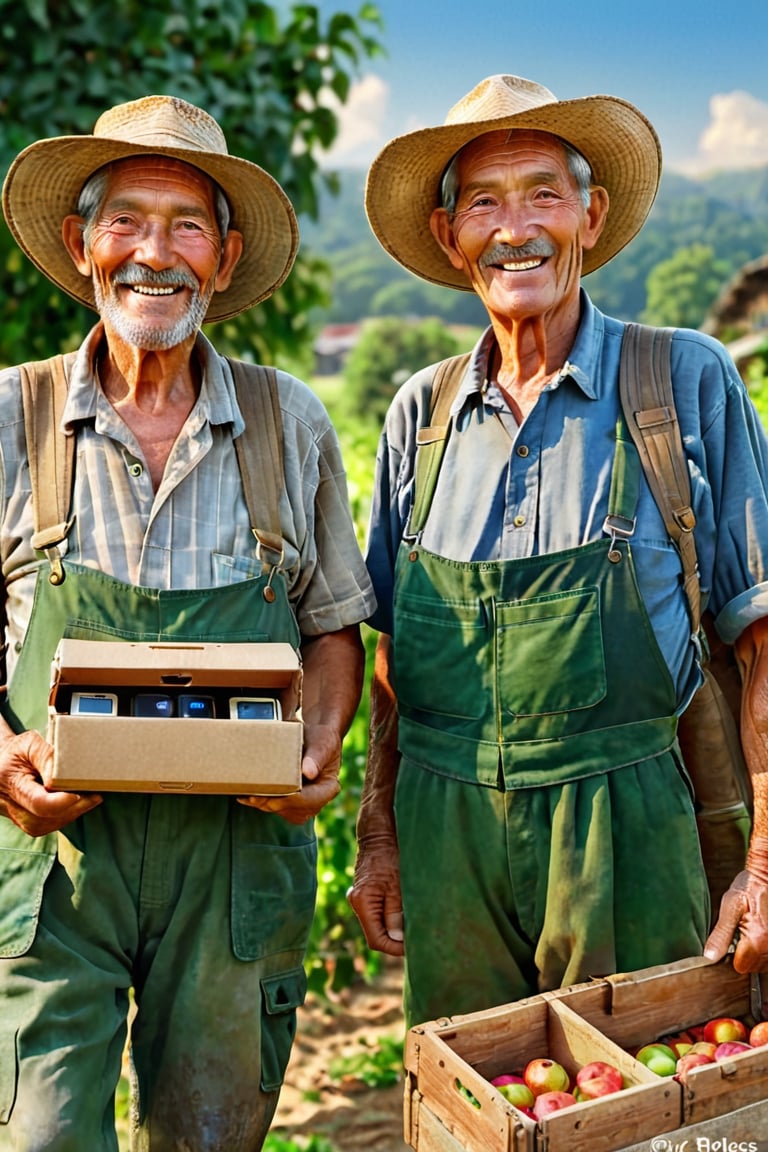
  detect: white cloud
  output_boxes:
[317,73,390,168]
[676,90,768,175]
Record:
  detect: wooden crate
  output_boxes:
[554,955,768,1126]
[403,956,768,1152]
[404,991,677,1152]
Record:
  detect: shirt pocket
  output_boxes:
[213,545,300,587]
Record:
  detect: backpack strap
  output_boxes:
[18,353,77,586]
[619,323,701,634]
[227,359,286,576]
[408,352,472,539]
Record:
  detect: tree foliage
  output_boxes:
[342,316,461,423]
[0,0,384,370]
[642,243,731,329]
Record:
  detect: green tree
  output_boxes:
[343,316,460,423]
[0,0,384,370]
[641,243,732,329]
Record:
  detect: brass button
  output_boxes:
[516,445,529,457]
[128,462,143,478]
[513,515,526,527]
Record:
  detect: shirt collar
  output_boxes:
[454,289,604,418]
[62,324,244,436]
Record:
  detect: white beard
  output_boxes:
[94,269,213,351]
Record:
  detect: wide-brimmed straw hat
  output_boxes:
[365,74,661,290]
[2,95,299,322]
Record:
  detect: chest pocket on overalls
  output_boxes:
[495,586,607,717]
[394,592,488,720]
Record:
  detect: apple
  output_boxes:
[703,1017,748,1044]
[714,1040,753,1059]
[490,1074,535,1109]
[533,1090,577,1118]
[523,1058,570,1097]
[688,1041,717,1059]
[675,1052,715,1078]
[634,1043,678,1077]
[749,1021,768,1047]
[574,1060,623,1099]
[660,1030,694,1058]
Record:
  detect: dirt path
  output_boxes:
[271,956,411,1151]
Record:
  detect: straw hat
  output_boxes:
[365,74,661,290]
[2,95,299,322]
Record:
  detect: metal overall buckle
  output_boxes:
[602,513,636,564]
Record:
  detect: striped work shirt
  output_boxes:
[0,324,375,685]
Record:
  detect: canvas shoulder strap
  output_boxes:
[18,353,77,584]
[619,322,701,633]
[227,358,286,564]
[408,352,472,537]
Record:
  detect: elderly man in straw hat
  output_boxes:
[0,96,374,1149]
[348,73,768,1028]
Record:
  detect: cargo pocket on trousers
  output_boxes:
[260,966,307,1092]
[0,845,56,958]
[0,1027,19,1123]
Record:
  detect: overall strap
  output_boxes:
[19,353,77,585]
[619,323,701,633]
[407,352,471,539]
[227,359,286,570]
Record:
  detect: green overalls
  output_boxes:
[392,414,709,1027]
[0,558,315,1151]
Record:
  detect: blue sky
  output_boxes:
[315,0,768,175]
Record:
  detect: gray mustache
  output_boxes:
[480,240,555,267]
[112,263,198,290]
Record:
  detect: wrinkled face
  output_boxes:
[430,130,607,325]
[81,156,232,351]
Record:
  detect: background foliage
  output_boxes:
[0,0,384,371]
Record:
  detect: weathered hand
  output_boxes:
[0,729,102,837]
[237,722,341,825]
[347,832,405,956]
[705,836,768,971]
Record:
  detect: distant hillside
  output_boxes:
[299,165,768,327]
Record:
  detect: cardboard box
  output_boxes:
[404,956,768,1152]
[46,639,303,795]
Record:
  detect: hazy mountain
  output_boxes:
[299,165,768,326]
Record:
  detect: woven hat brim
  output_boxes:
[2,137,299,322]
[365,94,661,288]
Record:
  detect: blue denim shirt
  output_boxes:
[364,292,768,709]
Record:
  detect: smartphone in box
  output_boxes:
[71,691,118,716]
[229,696,282,721]
[178,694,216,719]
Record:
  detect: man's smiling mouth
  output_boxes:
[127,284,180,296]
[500,258,545,271]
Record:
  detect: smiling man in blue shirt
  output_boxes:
[348,73,768,1028]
